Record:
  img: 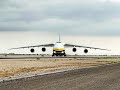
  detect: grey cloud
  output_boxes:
[0,0,120,36]
[44,2,120,21]
[0,0,8,6]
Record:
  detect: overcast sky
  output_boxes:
[0,0,120,35]
[0,0,120,54]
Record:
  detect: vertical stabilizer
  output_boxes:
[59,33,61,42]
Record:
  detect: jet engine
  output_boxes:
[84,49,88,53]
[73,48,77,52]
[42,47,46,52]
[30,48,35,53]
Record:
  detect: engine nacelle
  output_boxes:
[73,48,77,52]
[42,47,46,52]
[84,49,88,53]
[30,48,35,53]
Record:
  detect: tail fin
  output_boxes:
[59,33,61,42]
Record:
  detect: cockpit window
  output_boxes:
[57,42,61,43]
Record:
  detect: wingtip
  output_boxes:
[8,48,12,50]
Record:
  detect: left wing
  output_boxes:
[9,44,54,50]
[64,44,110,51]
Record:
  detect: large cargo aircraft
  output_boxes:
[10,34,110,56]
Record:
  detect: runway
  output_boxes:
[0,63,120,90]
[0,54,120,59]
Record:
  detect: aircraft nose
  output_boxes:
[53,48,65,51]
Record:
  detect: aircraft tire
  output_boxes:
[64,54,66,56]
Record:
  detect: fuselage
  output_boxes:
[52,42,66,56]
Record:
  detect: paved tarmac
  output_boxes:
[0,63,120,90]
[0,54,120,59]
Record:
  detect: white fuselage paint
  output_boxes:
[53,42,65,51]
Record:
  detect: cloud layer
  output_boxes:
[0,0,120,36]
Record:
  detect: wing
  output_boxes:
[9,44,54,50]
[64,44,110,51]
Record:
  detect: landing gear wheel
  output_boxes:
[64,54,66,56]
[52,53,55,57]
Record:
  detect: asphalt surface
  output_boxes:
[0,54,120,59]
[0,63,120,90]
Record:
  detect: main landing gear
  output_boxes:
[52,50,66,57]
[52,53,66,57]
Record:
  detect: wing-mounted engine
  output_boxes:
[84,49,88,53]
[30,48,35,53]
[73,48,77,52]
[42,47,46,52]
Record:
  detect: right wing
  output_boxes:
[64,44,110,51]
[9,43,54,50]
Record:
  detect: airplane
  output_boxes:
[10,34,110,56]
